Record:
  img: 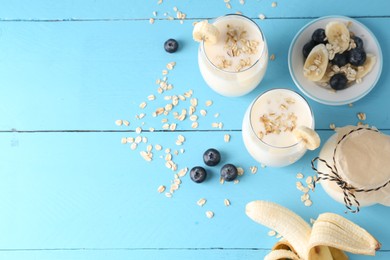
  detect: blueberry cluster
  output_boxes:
[303,29,367,90]
[190,148,238,183]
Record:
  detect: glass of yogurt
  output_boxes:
[242,88,315,167]
[197,14,268,97]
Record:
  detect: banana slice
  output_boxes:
[325,21,350,53]
[293,126,321,150]
[317,64,332,83]
[192,20,220,44]
[356,53,377,79]
[303,44,329,81]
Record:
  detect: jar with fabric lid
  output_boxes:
[312,125,390,212]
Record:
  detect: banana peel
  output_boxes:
[246,201,380,260]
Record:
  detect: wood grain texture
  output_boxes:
[0,1,389,259]
[0,18,389,131]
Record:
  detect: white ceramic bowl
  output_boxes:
[288,16,382,106]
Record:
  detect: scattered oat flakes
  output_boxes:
[152,11,157,17]
[214,113,219,118]
[224,134,231,143]
[237,167,244,176]
[271,1,277,7]
[357,112,366,121]
[234,179,240,184]
[130,143,137,150]
[167,61,176,70]
[123,120,130,126]
[115,119,123,126]
[330,123,336,130]
[178,167,188,177]
[220,177,225,184]
[155,144,162,151]
[121,137,127,144]
[158,185,166,193]
[127,137,134,143]
[165,192,172,198]
[268,230,277,236]
[177,134,185,142]
[139,102,147,109]
[258,14,266,20]
[270,54,275,61]
[135,136,142,144]
[296,173,304,179]
[197,198,207,207]
[250,166,258,174]
[192,122,199,129]
[348,103,353,107]
[206,211,214,219]
[170,123,177,131]
[205,100,213,107]
[224,199,231,207]
[304,199,313,207]
[135,127,142,134]
[306,176,313,184]
[149,18,155,24]
[200,109,207,116]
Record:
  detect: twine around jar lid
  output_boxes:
[311,127,390,213]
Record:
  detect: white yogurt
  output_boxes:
[198,14,268,97]
[242,89,314,167]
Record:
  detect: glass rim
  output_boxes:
[200,13,266,74]
[248,88,315,149]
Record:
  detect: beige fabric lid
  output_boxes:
[335,128,390,189]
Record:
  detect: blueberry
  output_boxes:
[330,73,348,91]
[331,52,349,67]
[164,39,179,53]
[349,48,366,66]
[220,164,238,182]
[190,166,207,183]
[302,40,317,59]
[312,28,327,44]
[203,148,221,166]
[353,36,364,49]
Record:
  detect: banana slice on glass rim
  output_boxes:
[192,20,220,44]
[293,126,321,150]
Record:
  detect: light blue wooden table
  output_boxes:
[1,1,389,259]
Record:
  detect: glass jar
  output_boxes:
[242,88,315,167]
[198,14,268,97]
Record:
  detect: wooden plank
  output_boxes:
[0,0,389,20]
[1,131,389,250]
[0,18,389,131]
[0,249,388,260]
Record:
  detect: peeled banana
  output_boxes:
[303,44,329,81]
[245,200,381,260]
[325,21,350,53]
[192,20,220,44]
[293,126,321,150]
